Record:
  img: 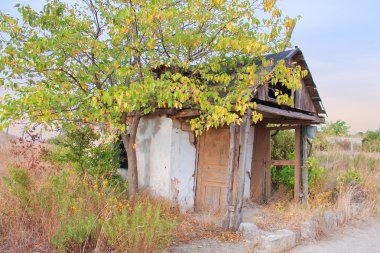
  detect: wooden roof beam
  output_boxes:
[255,104,324,123]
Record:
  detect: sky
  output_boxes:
[278,0,380,133]
[1,0,379,133]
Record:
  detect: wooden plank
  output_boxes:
[256,103,323,122]
[195,128,230,212]
[263,118,325,125]
[270,160,295,166]
[232,125,241,205]
[175,109,200,118]
[266,125,298,131]
[223,123,236,229]
[232,109,252,230]
[193,136,200,204]
[294,89,302,109]
[301,126,308,203]
[251,123,267,203]
[294,126,301,202]
[264,128,271,201]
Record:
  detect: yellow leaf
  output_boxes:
[147,40,155,49]
[226,22,233,30]
[213,0,221,6]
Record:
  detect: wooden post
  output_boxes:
[264,128,271,201]
[294,126,301,202]
[301,126,308,203]
[223,123,236,229]
[251,124,267,203]
[193,136,200,211]
[232,110,251,230]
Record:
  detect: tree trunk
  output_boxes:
[121,113,141,196]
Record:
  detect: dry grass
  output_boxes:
[251,150,380,234]
[0,140,179,253]
[0,139,237,252]
[172,214,241,244]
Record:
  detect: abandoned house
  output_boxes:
[131,47,326,229]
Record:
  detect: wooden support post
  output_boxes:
[223,123,236,229]
[264,128,271,201]
[294,126,301,202]
[301,126,309,203]
[251,124,266,203]
[232,110,251,230]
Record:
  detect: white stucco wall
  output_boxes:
[136,116,173,198]
[170,120,197,212]
[136,116,197,211]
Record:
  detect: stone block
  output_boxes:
[301,220,317,240]
[238,222,263,241]
[258,229,296,253]
[323,211,337,232]
[351,203,361,218]
[336,210,345,225]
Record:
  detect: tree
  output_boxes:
[320,120,350,136]
[0,0,305,196]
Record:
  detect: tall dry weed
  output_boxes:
[0,140,178,253]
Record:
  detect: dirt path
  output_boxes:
[293,218,380,253]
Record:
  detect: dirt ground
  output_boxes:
[170,218,380,253]
[293,218,380,253]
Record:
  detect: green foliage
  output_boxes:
[307,157,327,196]
[52,213,97,251]
[271,129,294,160]
[2,168,31,206]
[103,202,175,251]
[48,127,128,193]
[49,126,101,174]
[320,120,350,137]
[338,169,362,186]
[271,154,326,196]
[0,0,303,136]
[362,128,380,152]
[271,152,295,192]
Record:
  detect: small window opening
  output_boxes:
[268,82,292,100]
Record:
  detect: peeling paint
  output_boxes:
[136,116,196,212]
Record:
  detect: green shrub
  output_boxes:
[362,138,380,153]
[338,169,362,186]
[271,155,327,196]
[271,152,295,192]
[52,213,98,251]
[103,202,175,252]
[307,157,327,196]
[271,130,294,160]
[48,127,127,193]
[2,168,32,207]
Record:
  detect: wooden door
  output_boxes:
[195,128,230,212]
